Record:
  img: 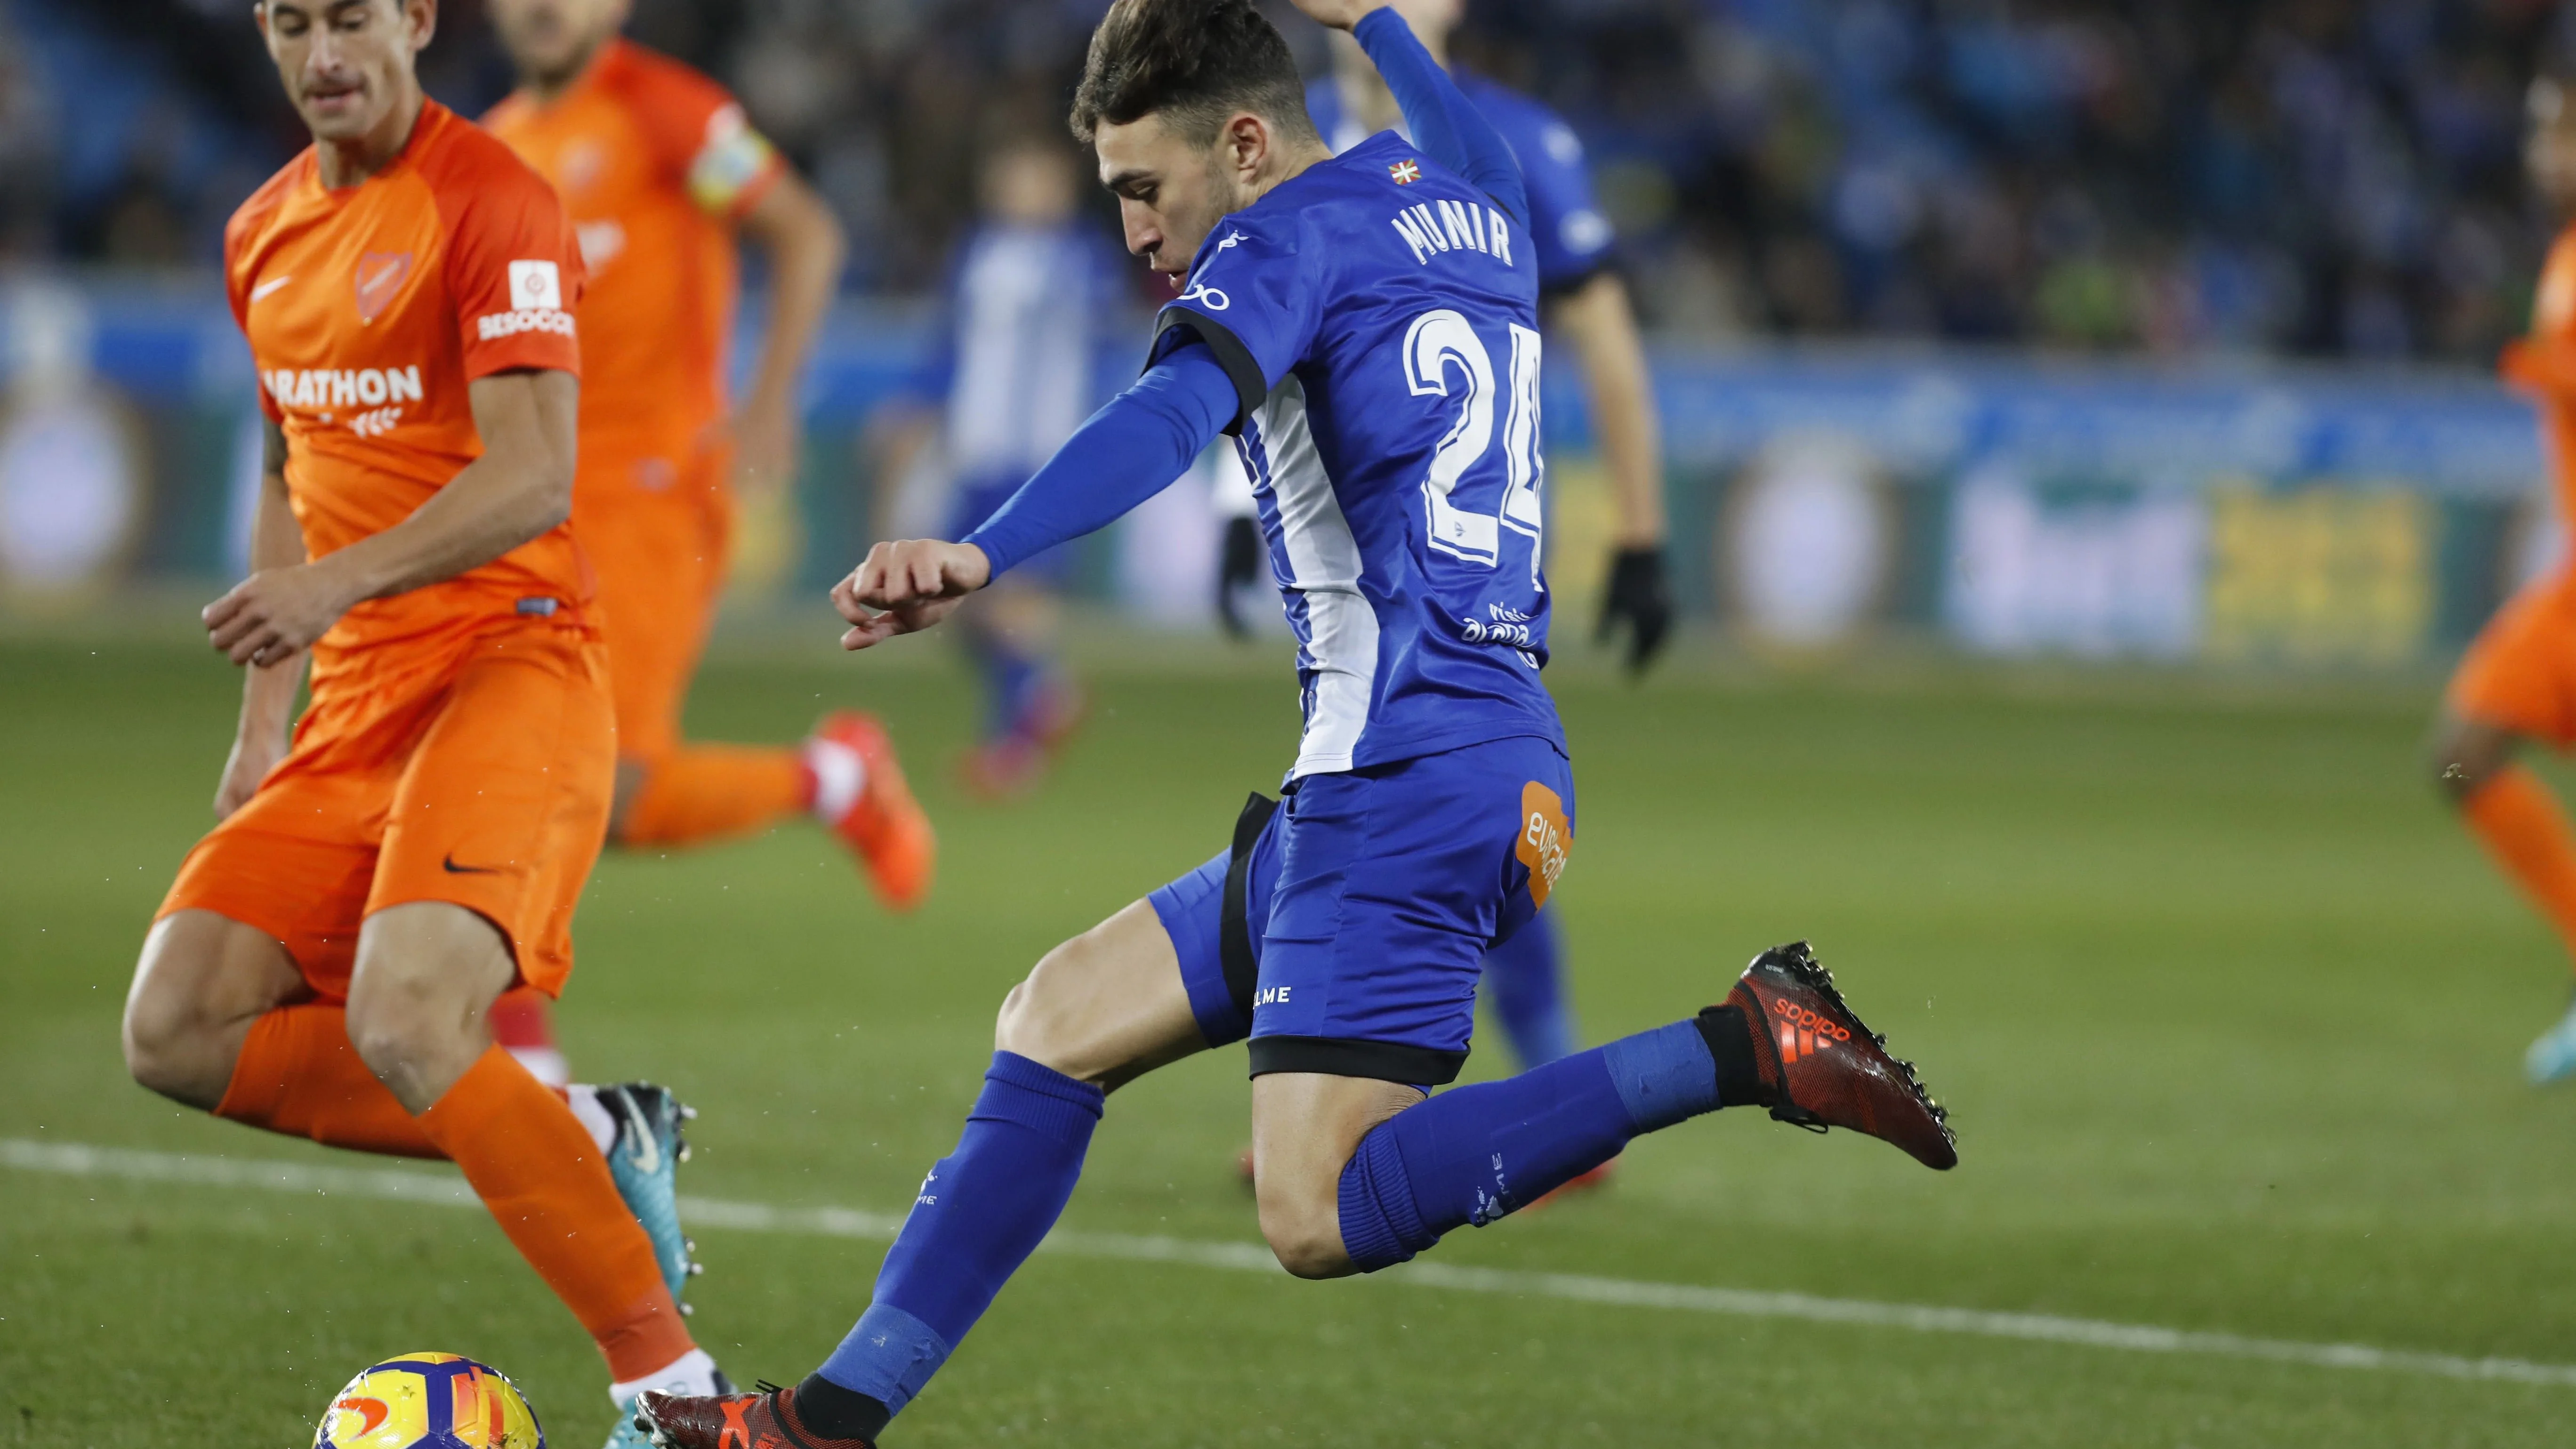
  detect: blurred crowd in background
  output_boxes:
[6,0,2576,363]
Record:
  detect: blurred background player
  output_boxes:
[869,130,1122,798]
[114,1,729,1441]
[1307,0,1671,1146]
[2437,72,2576,1085]
[482,0,935,1079]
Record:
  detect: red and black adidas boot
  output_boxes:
[636,1383,872,1449]
[1716,942,1956,1170]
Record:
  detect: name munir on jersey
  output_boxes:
[1386,195,1515,267]
[1148,131,1562,781]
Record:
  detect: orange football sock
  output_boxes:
[2464,764,2576,974]
[215,1003,443,1159]
[417,1047,695,1379]
[617,745,813,847]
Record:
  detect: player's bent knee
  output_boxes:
[121,963,188,1092]
[1253,1158,1359,1280]
[2431,741,2486,800]
[121,997,201,1103]
[1256,1196,1356,1280]
[992,940,1102,1080]
[122,912,299,1108]
[344,904,516,1104]
[121,991,208,1101]
[2431,719,2519,804]
[341,991,447,1081]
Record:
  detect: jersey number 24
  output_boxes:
[1404,308,1545,588]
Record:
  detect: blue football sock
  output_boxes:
[813,1052,1103,1427]
[1338,1019,1723,1272]
[1481,913,1578,1067]
[973,644,1041,743]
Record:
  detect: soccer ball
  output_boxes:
[314,1352,546,1449]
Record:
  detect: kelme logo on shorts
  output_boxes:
[1516,781,1571,908]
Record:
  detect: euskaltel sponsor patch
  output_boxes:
[1515,780,1571,907]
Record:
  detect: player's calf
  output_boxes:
[1320,942,1952,1276]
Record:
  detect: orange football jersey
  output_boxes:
[2503,223,2576,529]
[224,101,590,645]
[484,40,784,473]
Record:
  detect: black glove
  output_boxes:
[1216,514,1264,639]
[1597,545,1673,676]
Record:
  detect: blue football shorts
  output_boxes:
[1148,733,1575,1085]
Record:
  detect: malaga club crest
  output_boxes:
[354,251,413,325]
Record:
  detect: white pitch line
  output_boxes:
[7,1136,2571,1389]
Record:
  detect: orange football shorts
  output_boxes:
[158,605,615,1000]
[2449,566,2576,746]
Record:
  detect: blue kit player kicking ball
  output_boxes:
[636,0,1954,1442]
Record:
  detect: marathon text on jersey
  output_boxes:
[266,365,425,412]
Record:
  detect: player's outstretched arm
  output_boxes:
[201,369,578,668]
[210,419,310,817]
[831,341,1240,652]
[1291,0,1529,225]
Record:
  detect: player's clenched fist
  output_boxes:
[831,539,992,651]
[202,564,356,668]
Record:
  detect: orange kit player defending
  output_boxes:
[483,2,929,876]
[116,1,730,1441]
[2438,74,2576,1084]
[481,0,932,1082]
[484,0,927,866]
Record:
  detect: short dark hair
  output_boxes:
[1068,0,1317,147]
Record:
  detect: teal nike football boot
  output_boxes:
[595,1082,700,1304]
[2526,994,2576,1085]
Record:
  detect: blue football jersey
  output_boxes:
[1149,132,1565,779]
[1306,73,1617,295]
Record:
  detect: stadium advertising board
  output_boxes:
[1645,350,2544,668]
[1,280,2550,671]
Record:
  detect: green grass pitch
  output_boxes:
[7,627,2576,1446]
